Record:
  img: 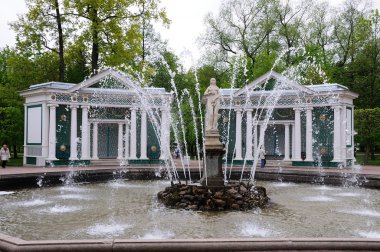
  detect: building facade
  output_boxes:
[219,71,358,167]
[20,69,171,166]
[21,70,358,167]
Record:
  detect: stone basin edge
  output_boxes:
[1,233,380,251]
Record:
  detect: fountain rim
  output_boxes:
[1,232,380,251]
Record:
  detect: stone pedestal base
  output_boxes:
[200,130,224,187]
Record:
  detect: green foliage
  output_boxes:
[0,107,24,149]
[354,108,380,164]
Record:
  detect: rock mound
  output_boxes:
[157,182,269,211]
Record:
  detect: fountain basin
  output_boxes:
[1,180,380,240]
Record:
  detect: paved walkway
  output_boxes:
[1,160,379,176]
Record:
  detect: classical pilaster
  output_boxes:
[340,106,347,163]
[260,124,265,149]
[117,122,123,160]
[92,122,99,160]
[81,105,90,160]
[253,124,258,159]
[291,124,295,160]
[284,123,290,161]
[293,108,302,161]
[47,104,58,160]
[332,106,342,162]
[234,109,243,160]
[124,121,130,159]
[305,107,313,161]
[23,105,27,164]
[351,107,355,160]
[69,105,78,160]
[41,103,49,158]
[160,108,170,159]
[129,108,137,159]
[140,109,148,159]
[245,109,253,160]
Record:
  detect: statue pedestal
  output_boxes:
[200,130,224,187]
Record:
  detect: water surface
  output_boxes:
[0,180,379,240]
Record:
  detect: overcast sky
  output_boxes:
[1,0,379,68]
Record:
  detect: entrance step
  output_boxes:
[264,160,292,167]
[91,159,123,166]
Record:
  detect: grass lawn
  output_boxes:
[355,152,380,166]
[7,153,23,166]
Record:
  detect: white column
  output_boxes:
[351,108,355,160]
[41,103,49,158]
[87,122,91,156]
[253,124,258,159]
[130,108,137,159]
[69,105,78,160]
[117,122,123,160]
[160,108,169,159]
[23,105,27,164]
[260,124,265,147]
[291,124,295,160]
[140,109,148,159]
[124,121,130,159]
[305,107,313,161]
[245,109,253,160]
[47,104,58,160]
[293,108,302,161]
[235,109,243,160]
[332,106,342,162]
[92,122,99,160]
[81,105,90,160]
[340,106,347,163]
[284,123,290,161]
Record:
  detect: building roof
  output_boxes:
[29,82,76,90]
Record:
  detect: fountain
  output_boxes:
[2,54,380,250]
[157,78,269,211]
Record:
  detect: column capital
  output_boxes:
[160,107,170,112]
[81,105,90,110]
[245,108,253,112]
[305,107,313,111]
[47,104,59,108]
[293,107,302,112]
[70,104,79,109]
[332,105,342,110]
[234,108,242,112]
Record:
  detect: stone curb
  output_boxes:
[1,233,380,251]
[1,166,380,189]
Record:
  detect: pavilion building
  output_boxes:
[20,69,171,166]
[218,71,358,167]
[20,69,358,167]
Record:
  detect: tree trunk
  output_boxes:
[370,146,376,160]
[54,0,65,82]
[90,7,100,75]
[364,144,370,164]
[13,145,18,159]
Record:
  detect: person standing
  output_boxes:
[0,144,10,168]
[259,147,266,169]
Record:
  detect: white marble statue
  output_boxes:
[204,78,221,132]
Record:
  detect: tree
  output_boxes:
[201,0,279,79]
[11,0,67,81]
[274,0,312,65]
[65,0,168,74]
[355,109,380,164]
